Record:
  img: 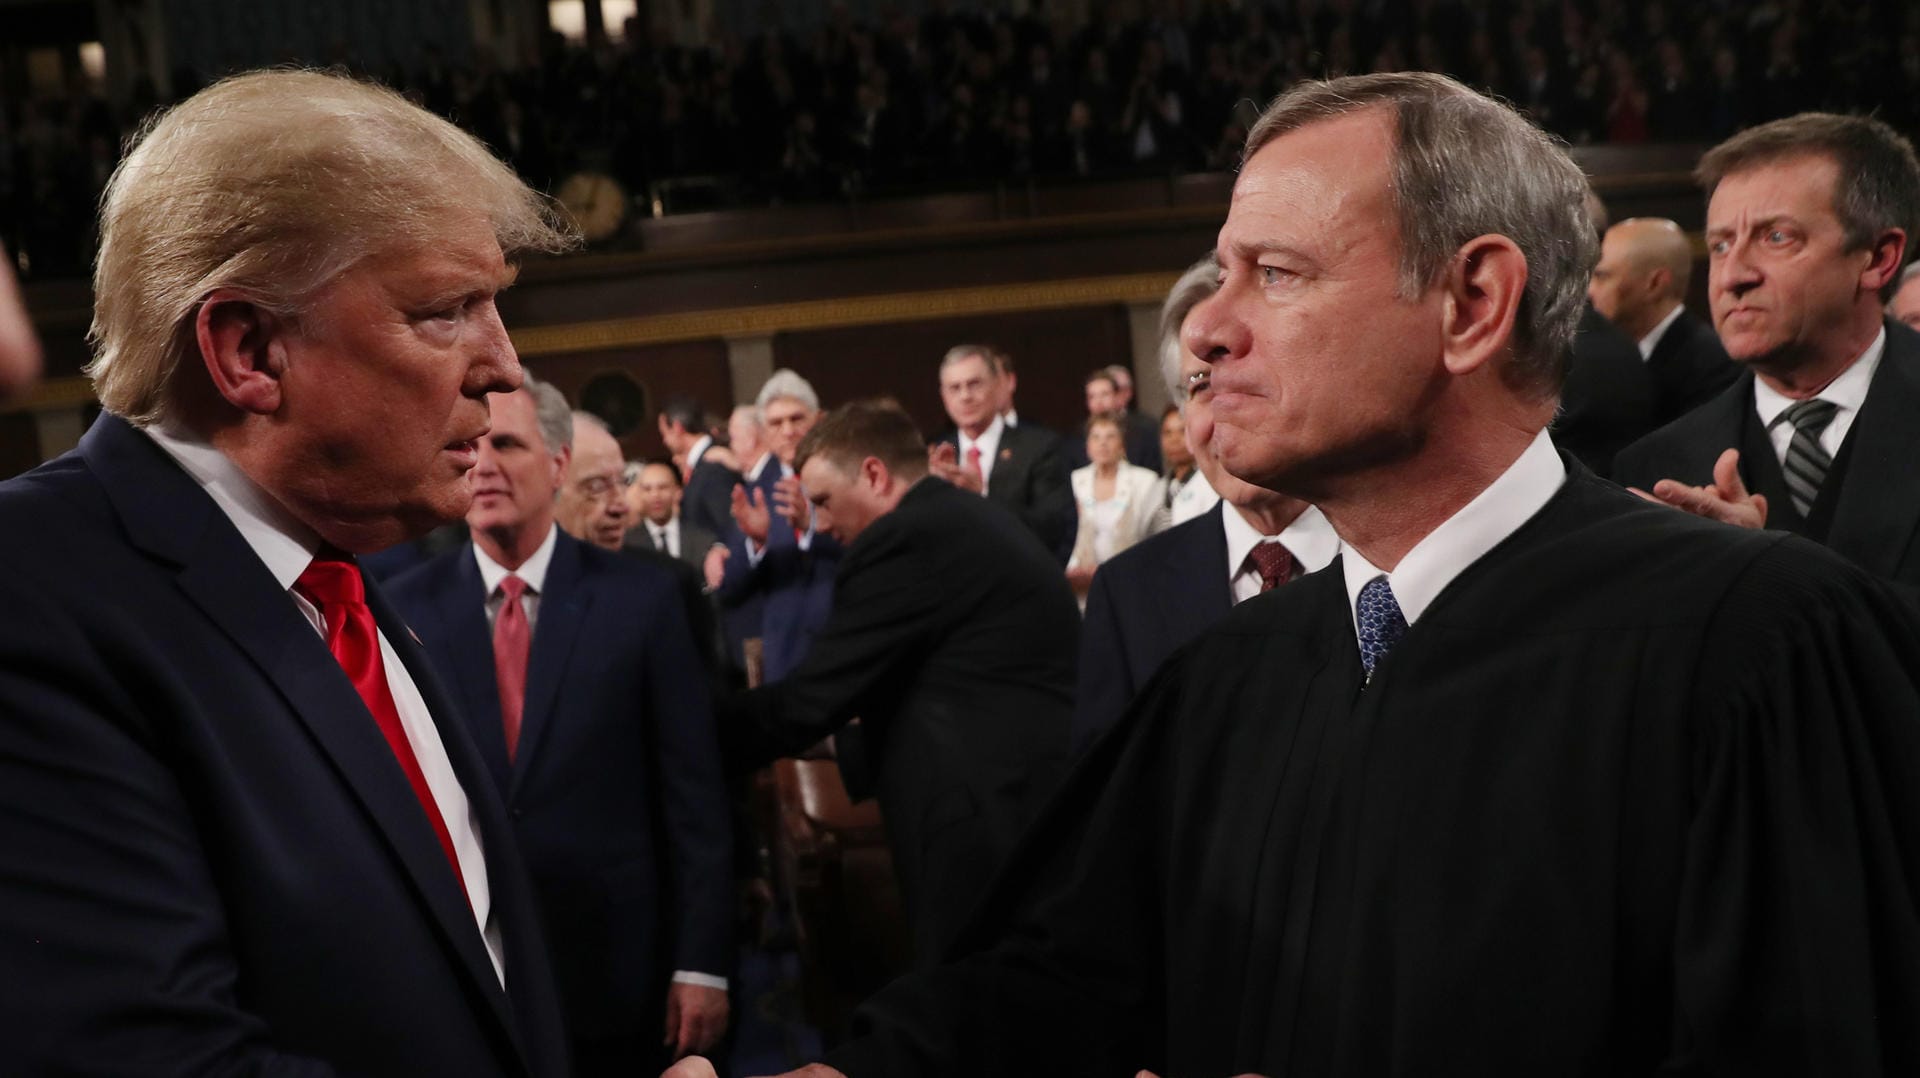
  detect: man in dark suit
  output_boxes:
[389,379,733,1075]
[1098,364,1166,473]
[714,369,840,684]
[626,458,719,570]
[659,393,740,539]
[1076,275,1340,752]
[1614,112,1920,586]
[929,344,1076,558]
[0,70,572,1075]
[1552,302,1654,477]
[719,401,1079,965]
[1588,216,1739,425]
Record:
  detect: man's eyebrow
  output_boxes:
[1225,237,1311,262]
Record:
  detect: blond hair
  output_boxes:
[87,68,575,425]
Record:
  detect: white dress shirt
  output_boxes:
[471,526,726,991]
[473,524,557,631]
[643,516,681,560]
[146,422,505,986]
[743,451,775,485]
[1636,303,1686,361]
[1168,469,1221,526]
[1340,428,1567,642]
[1223,502,1341,605]
[686,434,714,471]
[957,414,1006,491]
[1752,326,1883,465]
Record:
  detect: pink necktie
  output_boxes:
[965,445,984,487]
[296,554,467,889]
[494,575,531,761]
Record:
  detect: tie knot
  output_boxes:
[1356,575,1408,681]
[498,574,528,602]
[1246,541,1295,592]
[295,554,365,609]
[966,446,982,464]
[1777,397,1839,436]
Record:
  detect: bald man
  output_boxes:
[1588,217,1738,424]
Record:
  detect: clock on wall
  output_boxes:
[555,170,628,244]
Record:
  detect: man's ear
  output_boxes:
[862,455,889,491]
[195,289,289,415]
[1440,234,1528,378]
[1861,228,1906,295]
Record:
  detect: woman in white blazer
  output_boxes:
[1066,411,1167,603]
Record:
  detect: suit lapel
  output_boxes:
[1155,504,1233,639]
[79,417,520,1044]
[432,549,513,794]
[513,533,589,794]
[1826,323,1920,575]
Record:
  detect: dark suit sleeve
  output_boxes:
[720,520,942,768]
[1019,435,1076,559]
[1072,564,1137,756]
[0,578,342,1076]
[636,574,735,978]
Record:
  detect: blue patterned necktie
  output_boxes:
[1356,575,1408,684]
[1773,398,1838,518]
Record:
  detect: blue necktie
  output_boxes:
[1356,575,1408,683]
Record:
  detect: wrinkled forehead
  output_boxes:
[1706,153,1844,225]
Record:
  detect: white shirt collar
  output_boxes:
[1751,324,1884,433]
[1340,428,1566,632]
[744,451,774,483]
[1222,501,1340,580]
[472,523,558,595]
[687,434,713,469]
[1003,408,1020,428]
[958,413,1005,456]
[1637,303,1687,361]
[144,421,320,591]
[958,414,1006,484]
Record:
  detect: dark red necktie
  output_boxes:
[295,554,467,891]
[493,575,530,761]
[1248,541,1297,593]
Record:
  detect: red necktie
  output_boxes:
[1247,541,1296,593]
[965,445,984,487]
[295,554,467,891]
[493,575,531,761]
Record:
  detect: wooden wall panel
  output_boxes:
[524,339,731,460]
[773,305,1134,439]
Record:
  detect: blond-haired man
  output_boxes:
[0,70,575,1076]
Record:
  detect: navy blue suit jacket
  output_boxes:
[716,466,842,684]
[0,415,568,1077]
[388,531,733,1039]
[714,459,783,672]
[1073,501,1233,753]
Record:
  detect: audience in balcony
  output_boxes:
[10,0,1920,277]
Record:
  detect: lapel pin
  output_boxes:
[999,448,1013,461]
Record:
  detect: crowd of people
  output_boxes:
[11,0,1920,278]
[7,25,1920,1078]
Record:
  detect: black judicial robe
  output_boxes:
[824,464,1920,1078]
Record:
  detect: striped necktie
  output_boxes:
[1773,398,1839,518]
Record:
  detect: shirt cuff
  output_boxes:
[744,538,767,567]
[672,970,728,991]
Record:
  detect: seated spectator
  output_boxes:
[1065,412,1165,603]
[1892,263,1920,331]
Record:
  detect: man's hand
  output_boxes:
[703,543,729,592]
[772,475,811,534]
[928,442,984,494]
[1066,561,1097,597]
[663,982,729,1061]
[730,483,773,544]
[660,1059,846,1078]
[1630,448,1768,530]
